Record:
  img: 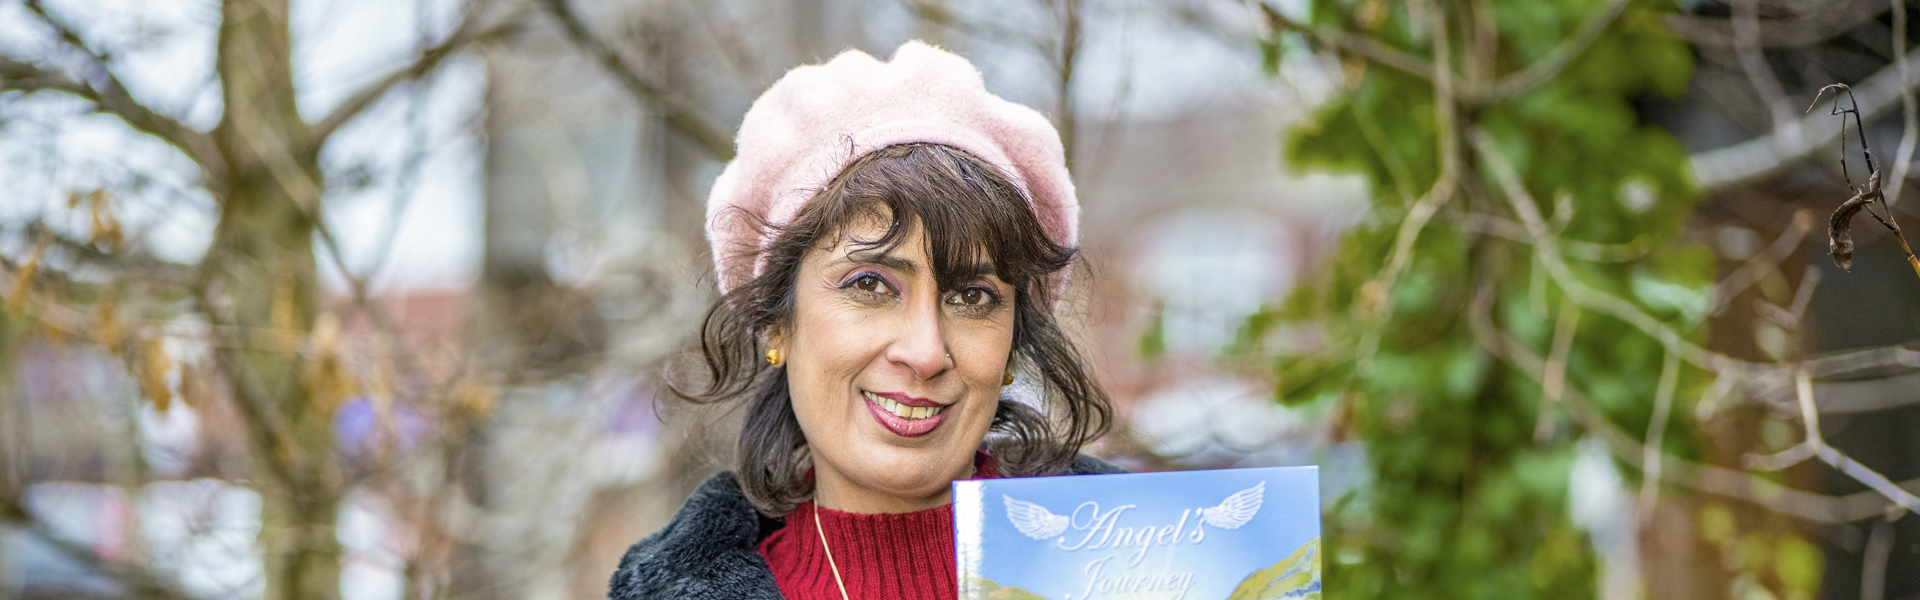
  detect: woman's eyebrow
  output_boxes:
[838,252,920,275]
[836,252,998,278]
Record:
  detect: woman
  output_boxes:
[608,41,1117,600]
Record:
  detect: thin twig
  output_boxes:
[1814,83,1920,279]
[1473,129,1731,370]
[1636,343,1681,526]
[2,4,226,190]
[310,3,529,145]
[1864,518,1895,600]
[1731,0,1801,141]
[1353,0,1458,376]
[1708,209,1813,315]
[1691,44,1920,190]
[1468,277,1920,523]
[1475,0,1628,102]
[1794,368,1920,514]
[1258,1,1437,84]
[1744,440,1817,470]
[543,0,736,160]
[1535,302,1581,445]
[1664,0,1889,47]
[1887,0,1917,208]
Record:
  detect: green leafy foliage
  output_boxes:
[1259,0,1722,597]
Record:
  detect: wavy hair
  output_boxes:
[671,143,1111,517]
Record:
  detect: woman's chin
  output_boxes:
[837,444,970,503]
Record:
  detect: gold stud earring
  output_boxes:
[767,348,782,366]
[1003,372,1015,386]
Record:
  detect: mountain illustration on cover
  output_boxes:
[954,466,1319,600]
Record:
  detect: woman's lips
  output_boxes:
[862,390,947,438]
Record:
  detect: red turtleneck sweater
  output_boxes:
[756,453,999,600]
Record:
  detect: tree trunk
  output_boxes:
[208,0,339,598]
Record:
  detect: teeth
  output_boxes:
[863,391,944,420]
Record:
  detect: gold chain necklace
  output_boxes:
[813,503,852,600]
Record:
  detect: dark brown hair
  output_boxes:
[673,143,1111,517]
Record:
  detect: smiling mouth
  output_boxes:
[862,391,946,420]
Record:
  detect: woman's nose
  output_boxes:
[887,300,949,379]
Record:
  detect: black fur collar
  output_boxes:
[606,456,1123,599]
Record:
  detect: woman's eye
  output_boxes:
[851,274,890,294]
[949,288,992,307]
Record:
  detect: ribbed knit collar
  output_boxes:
[756,453,999,600]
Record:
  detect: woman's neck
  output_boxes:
[811,458,977,514]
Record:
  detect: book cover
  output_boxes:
[953,466,1320,600]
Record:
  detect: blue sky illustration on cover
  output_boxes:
[953,466,1320,600]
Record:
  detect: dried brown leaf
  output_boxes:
[138,337,173,414]
[93,290,123,352]
[1829,192,1869,271]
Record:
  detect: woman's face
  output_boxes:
[772,217,1015,513]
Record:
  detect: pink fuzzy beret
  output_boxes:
[705,40,1079,300]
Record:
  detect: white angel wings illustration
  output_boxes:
[1199,481,1265,530]
[1003,495,1070,540]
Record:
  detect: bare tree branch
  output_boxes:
[1535,303,1580,444]
[1262,0,1628,104]
[1450,212,1651,261]
[310,6,529,145]
[1473,128,1738,371]
[1635,341,1682,525]
[901,0,1053,56]
[1708,209,1813,315]
[1353,1,1459,376]
[1475,0,1628,102]
[1258,2,1437,84]
[1863,517,1895,600]
[1691,44,1920,191]
[1792,369,1920,514]
[1664,0,1888,47]
[0,501,200,600]
[1731,0,1802,143]
[1470,290,1920,524]
[1887,0,1917,207]
[542,0,736,160]
[0,58,225,193]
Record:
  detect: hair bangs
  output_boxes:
[824,143,1073,303]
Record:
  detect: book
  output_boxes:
[953,465,1320,600]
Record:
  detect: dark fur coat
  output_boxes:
[607,455,1123,599]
